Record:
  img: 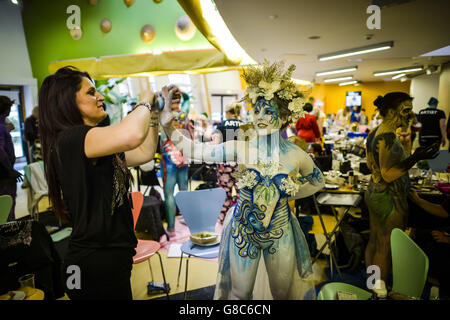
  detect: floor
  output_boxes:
[14,168,335,300]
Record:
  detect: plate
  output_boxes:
[10,291,26,300]
[190,235,221,247]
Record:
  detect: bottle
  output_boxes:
[424,169,433,187]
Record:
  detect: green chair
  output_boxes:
[0,195,13,225]
[317,282,372,300]
[391,228,429,299]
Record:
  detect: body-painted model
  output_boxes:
[160,61,324,299]
[365,93,440,286]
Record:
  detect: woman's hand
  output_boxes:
[139,88,156,105]
[408,189,421,204]
[431,231,450,244]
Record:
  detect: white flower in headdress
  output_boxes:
[288,96,306,113]
[279,176,301,196]
[258,80,281,101]
[247,86,260,104]
[277,88,294,101]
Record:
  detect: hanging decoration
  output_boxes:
[175,15,196,41]
[70,26,83,40]
[124,0,135,7]
[140,25,156,43]
[100,19,112,33]
[153,0,163,3]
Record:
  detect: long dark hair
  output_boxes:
[38,66,91,221]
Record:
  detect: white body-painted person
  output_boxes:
[160,61,324,300]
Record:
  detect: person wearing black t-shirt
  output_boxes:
[212,101,243,223]
[38,66,180,300]
[417,97,447,148]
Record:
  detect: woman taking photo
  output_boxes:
[39,66,176,299]
[365,92,439,290]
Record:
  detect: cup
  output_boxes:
[18,274,36,297]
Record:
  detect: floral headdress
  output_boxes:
[242,60,307,122]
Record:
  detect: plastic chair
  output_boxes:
[391,228,429,299]
[317,282,372,300]
[130,191,169,299]
[23,161,48,220]
[174,187,226,299]
[0,195,13,225]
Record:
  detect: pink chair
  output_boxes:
[131,191,169,299]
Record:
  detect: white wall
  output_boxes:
[0,0,37,116]
[410,73,440,113]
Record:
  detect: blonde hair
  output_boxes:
[225,100,242,117]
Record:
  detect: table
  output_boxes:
[311,192,363,280]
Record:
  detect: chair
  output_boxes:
[130,191,169,299]
[317,282,372,300]
[174,187,226,299]
[23,161,48,220]
[391,228,429,299]
[0,195,13,225]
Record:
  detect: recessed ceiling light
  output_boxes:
[324,76,353,83]
[261,48,267,52]
[316,66,357,77]
[308,36,321,40]
[11,0,18,4]
[318,41,393,61]
[373,66,423,76]
[268,15,278,20]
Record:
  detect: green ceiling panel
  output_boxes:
[22,0,213,87]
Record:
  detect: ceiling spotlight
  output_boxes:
[373,66,423,76]
[318,41,393,61]
[392,73,406,80]
[339,80,358,86]
[316,66,357,77]
[324,76,353,83]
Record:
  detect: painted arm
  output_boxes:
[440,118,446,146]
[378,135,439,183]
[289,149,325,200]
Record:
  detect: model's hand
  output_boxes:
[413,141,440,160]
[431,230,450,244]
[159,85,181,127]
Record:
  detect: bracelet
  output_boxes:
[136,102,154,113]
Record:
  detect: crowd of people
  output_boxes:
[1,60,449,301]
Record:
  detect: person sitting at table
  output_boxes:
[159,60,324,300]
[364,92,440,290]
[407,189,449,299]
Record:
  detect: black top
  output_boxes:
[417,107,446,139]
[214,119,243,143]
[54,125,137,264]
[24,116,39,142]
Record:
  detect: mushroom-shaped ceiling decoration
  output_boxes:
[175,15,196,41]
[70,26,83,40]
[124,0,135,7]
[153,0,163,3]
[140,25,156,43]
[88,0,98,5]
[100,19,112,33]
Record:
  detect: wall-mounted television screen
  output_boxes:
[346,91,362,107]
